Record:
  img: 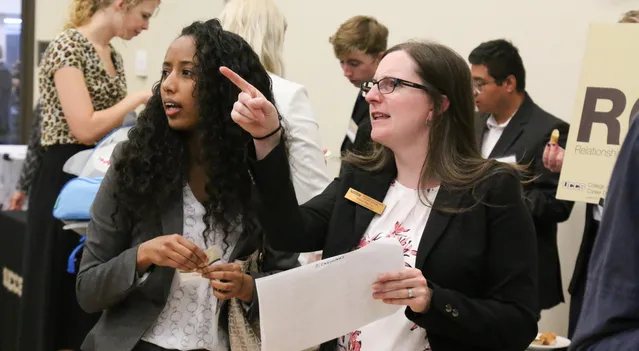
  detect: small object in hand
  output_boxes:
[204,246,222,266]
[550,129,560,144]
[531,332,557,346]
[179,246,222,276]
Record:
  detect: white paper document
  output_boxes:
[255,238,405,351]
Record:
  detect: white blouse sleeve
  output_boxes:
[280,84,331,204]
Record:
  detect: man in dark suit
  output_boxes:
[329,16,388,158]
[469,39,574,313]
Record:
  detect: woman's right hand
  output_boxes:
[220,67,281,157]
[136,234,209,274]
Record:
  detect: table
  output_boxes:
[0,145,27,210]
[0,210,27,351]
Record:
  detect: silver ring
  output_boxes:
[408,288,414,298]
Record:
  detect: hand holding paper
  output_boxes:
[255,238,405,351]
[136,234,208,273]
[373,267,432,313]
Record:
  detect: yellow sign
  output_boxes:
[344,188,386,215]
[557,23,639,203]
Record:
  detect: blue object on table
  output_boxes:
[53,177,103,220]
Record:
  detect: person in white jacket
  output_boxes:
[220,0,330,264]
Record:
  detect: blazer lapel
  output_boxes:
[488,120,524,158]
[351,92,369,126]
[228,217,261,262]
[474,112,489,150]
[414,185,463,269]
[488,94,534,158]
[348,170,395,251]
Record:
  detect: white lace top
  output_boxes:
[141,185,241,350]
[337,180,439,351]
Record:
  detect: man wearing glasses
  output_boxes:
[469,39,573,316]
[329,16,388,160]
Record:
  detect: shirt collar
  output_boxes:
[486,109,518,129]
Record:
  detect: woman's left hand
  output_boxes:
[200,263,254,303]
[373,268,432,313]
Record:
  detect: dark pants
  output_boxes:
[568,217,600,340]
[16,144,99,351]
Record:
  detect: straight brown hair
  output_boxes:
[329,16,388,58]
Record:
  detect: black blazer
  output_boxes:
[475,93,574,310]
[249,141,539,351]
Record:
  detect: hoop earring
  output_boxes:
[426,120,432,127]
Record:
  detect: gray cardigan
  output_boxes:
[76,143,299,351]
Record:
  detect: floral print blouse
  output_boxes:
[338,180,439,351]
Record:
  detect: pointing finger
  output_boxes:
[220,66,256,96]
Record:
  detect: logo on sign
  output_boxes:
[563,181,585,191]
[2,267,22,297]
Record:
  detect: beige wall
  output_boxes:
[33,0,639,337]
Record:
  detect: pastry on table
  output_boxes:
[531,332,557,346]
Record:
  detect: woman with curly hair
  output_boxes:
[75,19,299,351]
[17,1,159,351]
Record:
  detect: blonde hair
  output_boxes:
[219,0,287,76]
[329,16,388,58]
[619,10,639,23]
[63,0,147,30]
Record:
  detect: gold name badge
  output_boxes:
[344,188,386,215]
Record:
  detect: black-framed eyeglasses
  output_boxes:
[361,77,430,95]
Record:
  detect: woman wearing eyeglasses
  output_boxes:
[221,40,538,351]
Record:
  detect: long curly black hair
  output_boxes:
[112,19,277,248]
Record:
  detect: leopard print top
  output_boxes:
[39,29,127,146]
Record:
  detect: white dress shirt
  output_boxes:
[481,114,514,158]
[593,205,603,221]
